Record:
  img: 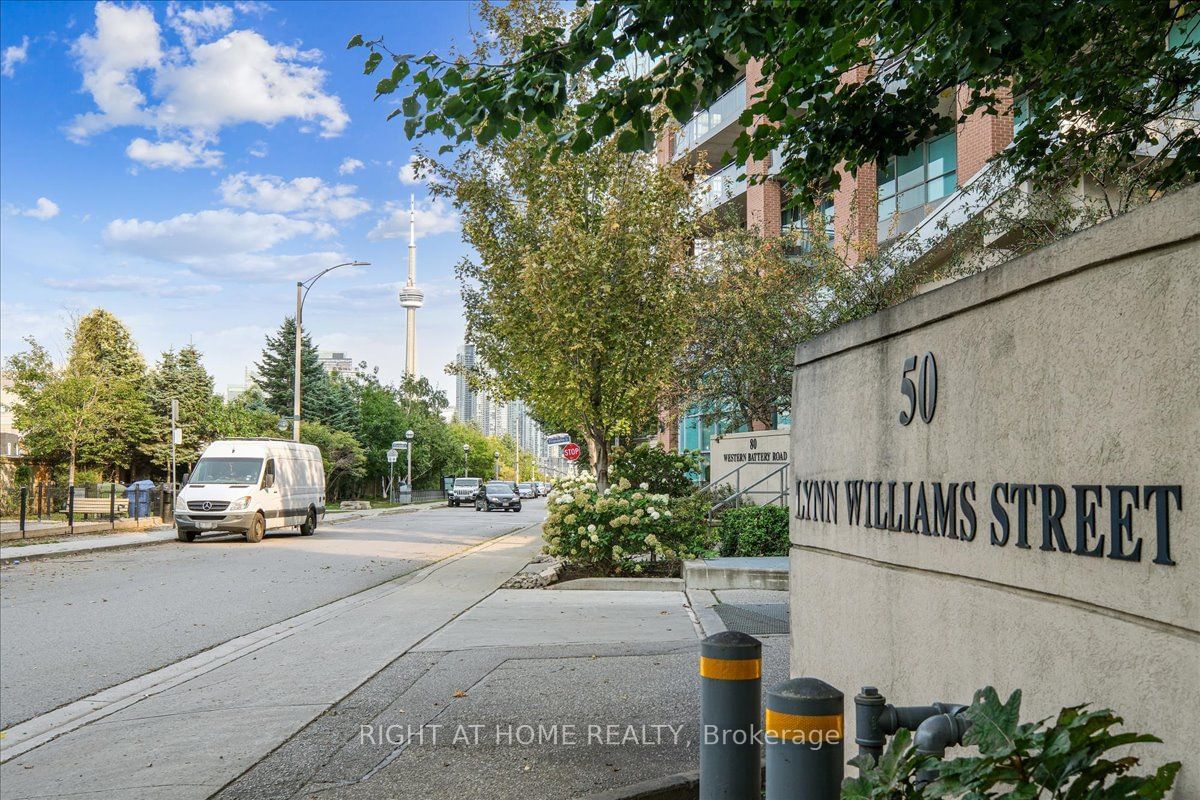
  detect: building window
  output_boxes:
[877,132,957,240]
[781,198,835,247]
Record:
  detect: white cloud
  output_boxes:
[166,2,233,49]
[248,140,268,158]
[154,30,347,137]
[8,197,61,220]
[233,1,272,16]
[2,35,29,78]
[218,173,369,220]
[68,2,348,160]
[398,155,423,184]
[126,136,223,169]
[68,2,162,139]
[45,274,222,297]
[104,208,331,262]
[101,208,348,280]
[368,197,459,241]
[339,157,364,175]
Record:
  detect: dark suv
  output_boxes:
[475,480,522,512]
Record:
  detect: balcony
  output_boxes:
[674,78,746,160]
[695,161,747,215]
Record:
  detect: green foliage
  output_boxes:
[543,472,710,574]
[68,309,153,473]
[843,687,1180,800]
[254,317,329,421]
[608,443,703,498]
[844,729,928,800]
[716,505,789,557]
[299,421,366,499]
[144,345,220,473]
[352,1,1200,203]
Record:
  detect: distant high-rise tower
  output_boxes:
[397,194,425,377]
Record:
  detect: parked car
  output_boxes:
[475,480,522,512]
[517,482,537,499]
[175,439,325,543]
[449,477,481,507]
[536,481,551,496]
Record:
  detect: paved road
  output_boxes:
[0,501,543,728]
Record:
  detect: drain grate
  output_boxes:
[713,603,790,635]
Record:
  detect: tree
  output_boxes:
[353,1,1200,203]
[6,337,107,486]
[668,229,824,430]
[299,421,366,499]
[254,317,329,422]
[68,309,153,474]
[144,345,219,475]
[439,131,699,488]
[212,387,279,440]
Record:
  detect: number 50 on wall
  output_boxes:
[899,352,938,425]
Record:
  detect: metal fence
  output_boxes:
[0,483,172,539]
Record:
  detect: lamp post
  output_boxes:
[493,450,500,479]
[405,429,414,491]
[462,443,470,477]
[294,261,370,441]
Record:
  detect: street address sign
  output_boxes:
[386,449,398,463]
[546,433,571,446]
[562,442,581,462]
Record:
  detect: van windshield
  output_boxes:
[191,458,263,484]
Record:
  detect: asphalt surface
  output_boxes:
[0,501,543,729]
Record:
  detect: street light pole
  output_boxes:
[405,429,414,490]
[494,451,500,479]
[463,443,470,477]
[293,260,370,442]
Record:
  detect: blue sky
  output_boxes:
[1,0,482,399]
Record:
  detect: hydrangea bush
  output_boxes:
[543,471,711,574]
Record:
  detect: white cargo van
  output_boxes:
[175,439,325,543]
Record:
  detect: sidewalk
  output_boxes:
[1,522,792,800]
[0,524,546,799]
[0,504,440,563]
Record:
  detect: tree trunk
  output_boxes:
[584,431,610,492]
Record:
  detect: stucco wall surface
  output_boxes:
[789,185,1200,793]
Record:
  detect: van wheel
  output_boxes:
[300,508,317,536]
[177,529,196,542]
[245,513,265,543]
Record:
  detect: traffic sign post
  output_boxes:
[387,448,398,502]
[562,442,581,462]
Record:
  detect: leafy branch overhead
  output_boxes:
[350,1,1200,205]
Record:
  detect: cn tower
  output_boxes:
[397,194,425,377]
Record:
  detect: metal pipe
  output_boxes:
[853,686,887,763]
[914,712,972,757]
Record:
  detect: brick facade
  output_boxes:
[956,86,1014,184]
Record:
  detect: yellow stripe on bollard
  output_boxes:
[764,710,844,742]
[699,656,762,680]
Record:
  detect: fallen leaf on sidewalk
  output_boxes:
[452,690,468,698]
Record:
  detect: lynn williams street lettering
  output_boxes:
[794,479,1181,566]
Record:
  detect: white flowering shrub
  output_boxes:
[543,472,711,574]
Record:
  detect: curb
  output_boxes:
[579,770,699,800]
[551,577,684,591]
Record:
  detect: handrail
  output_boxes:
[700,461,790,522]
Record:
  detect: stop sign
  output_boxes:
[562,442,581,462]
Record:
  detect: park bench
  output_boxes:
[64,497,130,519]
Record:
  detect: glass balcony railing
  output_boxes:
[695,161,747,214]
[674,78,747,157]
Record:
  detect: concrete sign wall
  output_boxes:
[789,186,1199,791]
[709,429,790,506]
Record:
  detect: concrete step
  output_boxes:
[682,557,789,591]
